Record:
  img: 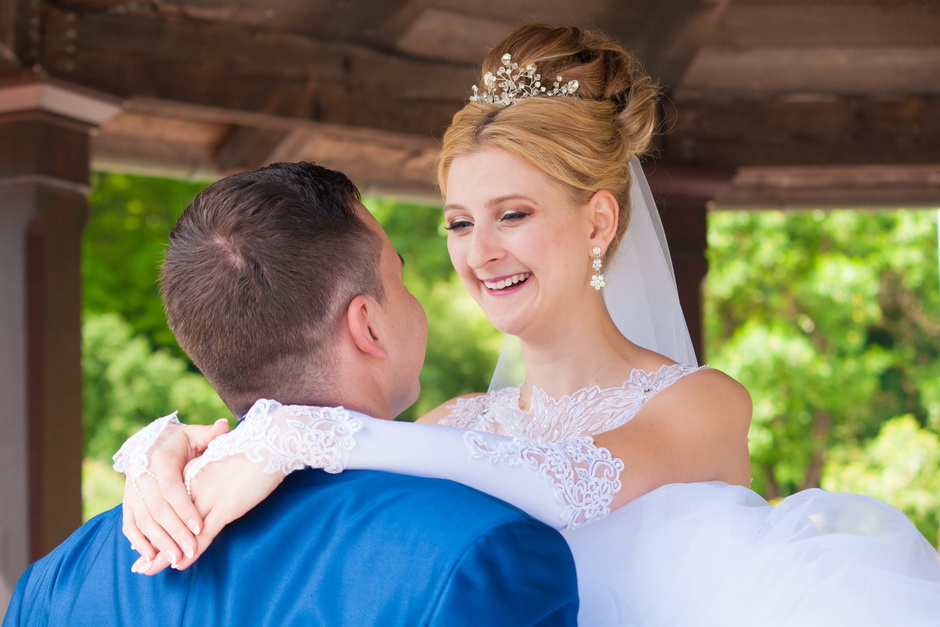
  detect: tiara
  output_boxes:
[469,53,580,106]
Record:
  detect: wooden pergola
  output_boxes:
[2,0,939,609]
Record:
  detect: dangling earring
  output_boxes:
[590,246,606,290]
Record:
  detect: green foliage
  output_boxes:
[83,312,231,462]
[706,209,940,542]
[82,458,126,521]
[83,172,209,359]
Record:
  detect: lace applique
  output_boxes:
[473,363,706,441]
[184,399,362,491]
[439,387,518,433]
[464,432,624,529]
[113,412,182,481]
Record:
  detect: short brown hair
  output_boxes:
[438,23,659,259]
[160,162,383,416]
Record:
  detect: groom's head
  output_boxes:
[161,162,423,417]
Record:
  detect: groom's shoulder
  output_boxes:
[269,468,548,533]
[242,470,578,626]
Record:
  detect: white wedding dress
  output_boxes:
[441,363,940,626]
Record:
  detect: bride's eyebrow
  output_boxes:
[443,195,539,212]
[486,194,537,207]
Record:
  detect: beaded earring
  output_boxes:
[590,246,606,290]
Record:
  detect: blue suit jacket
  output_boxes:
[4,469,578,626]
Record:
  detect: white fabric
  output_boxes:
[462,366,940,625]
[184,399,624,530]
[464,433,623,528]
[566,482,940,626]
[489,158,696,391]
[113,412,181,481]
[448,363,704,439]
[182,400,362,492]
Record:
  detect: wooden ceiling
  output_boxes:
[2,0,939,207]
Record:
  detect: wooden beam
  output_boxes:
[632,0,730,92]
[214,126,291,174]
[0,0,36,68]
[716,164,940,211]
[662,96,940,169]
[53,0,139,9]
[38,6,470,138]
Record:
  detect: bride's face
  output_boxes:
[443,147,596,338]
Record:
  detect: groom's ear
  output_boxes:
[588,189,619,247]
[345,294,389,360]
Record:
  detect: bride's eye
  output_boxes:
[444,218,473,231]
[500,210,529,223]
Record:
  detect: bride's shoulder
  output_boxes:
[649,364,752,429]
[416,392,487,424]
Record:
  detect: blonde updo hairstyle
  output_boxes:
[438,23,659,259]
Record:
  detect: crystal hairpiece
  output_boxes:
[470,53,580,106]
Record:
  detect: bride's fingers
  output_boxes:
[147,457,203,537]
[121,503,156,566]
[134,473,198,560]
[185,419,231,454]
[134,551,171,576]
[133,502,181,559]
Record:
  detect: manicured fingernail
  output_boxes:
[182,542,194,559]
[214,418,228,425]
[164,550,178,567]
[188,519,201,535]
[132,556,151,574]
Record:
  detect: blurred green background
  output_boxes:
[81,172,940,546]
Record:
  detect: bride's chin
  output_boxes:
[485,311,529,337]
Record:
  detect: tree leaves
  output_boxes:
[706,209,940,543]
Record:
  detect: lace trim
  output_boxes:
[183,399,362,491]
[443,364,706,441]
[464,432,624,529]
[440,388,517,433]
[113,412,182,480]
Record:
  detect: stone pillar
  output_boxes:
[644,164,733,363]
[0,71,120,612]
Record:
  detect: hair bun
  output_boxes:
[479,23,659,158]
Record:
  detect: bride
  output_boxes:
[117,23,940,625]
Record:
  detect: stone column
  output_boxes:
[0,70,120,612]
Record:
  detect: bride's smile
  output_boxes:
[481,272,531,292]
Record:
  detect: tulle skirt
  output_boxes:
[562,482,940,626]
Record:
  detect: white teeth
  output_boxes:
[483,273,530,291]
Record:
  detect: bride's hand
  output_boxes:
[121,419,230,574]
[131,434,286,575]
[186,452,285,570]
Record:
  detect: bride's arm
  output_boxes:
[117,397,623,574]
[121,368,750,574]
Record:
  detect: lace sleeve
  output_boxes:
[464,433,623,528]
[183,400,362,491]
[113,412,182,480]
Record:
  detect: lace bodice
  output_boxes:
[441,363,706,441]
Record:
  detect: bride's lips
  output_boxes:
[481,272,531,295]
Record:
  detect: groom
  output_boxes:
[3,162,579,626]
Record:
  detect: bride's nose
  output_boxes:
[466,228,503,269]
